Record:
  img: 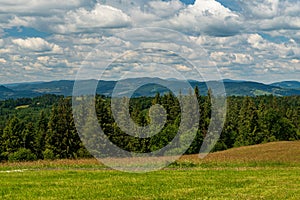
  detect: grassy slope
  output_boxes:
[0,141,300,199]
[181,141,300,164]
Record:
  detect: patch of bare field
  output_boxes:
[180,141,300,164]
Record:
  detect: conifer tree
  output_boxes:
[235,97,259,146]
[35,111,48,158]
[46,98,81,159]
[2,116,25,154]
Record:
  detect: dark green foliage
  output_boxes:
[2,117,25,153]
[0,93,299,162]
[46,98,81,159]
[8,148,37,162]
[42,149,55,160]
[35,111,48,159]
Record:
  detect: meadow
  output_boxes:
[1,141,300,200]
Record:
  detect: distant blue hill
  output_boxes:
[270,81,300,90]
[222,79,245,83]
[1,78,300,100]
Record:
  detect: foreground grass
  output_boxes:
[1,141,300,199]
[1,166,300,199]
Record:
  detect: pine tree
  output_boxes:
[0,128,4,160]
[2,116,25,154]
[45,98,81,159]
[235,97,259,146]
[22,122,35,152]
[35,111,48,158]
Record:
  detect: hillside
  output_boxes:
[0,85,13,93]
[271,81,300,90]
[1,78,300,100]
[0,85,40,99]
[181,141,300,163]
[2,141,300,169]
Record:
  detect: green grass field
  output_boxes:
[1,141,300,199]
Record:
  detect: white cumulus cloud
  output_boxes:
[12,38,62,53]
[166,0,242,36]
[54,3,132,33]
[0,0,89,14]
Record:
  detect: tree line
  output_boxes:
[0,89,299,161]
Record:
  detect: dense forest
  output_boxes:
[0,88,299,162]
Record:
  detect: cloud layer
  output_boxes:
[0,0,299,83]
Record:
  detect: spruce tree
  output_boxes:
[2,116,25,154]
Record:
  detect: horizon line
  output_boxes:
[1,77,300,86]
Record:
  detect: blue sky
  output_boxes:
[180,0,196,4]
[0,0,299,84]
[4,26,50,39]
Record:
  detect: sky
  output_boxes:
[0,0,299,84]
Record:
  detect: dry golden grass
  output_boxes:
[180,141,300,164]
[0,158,100,169]
[1,141,300,169]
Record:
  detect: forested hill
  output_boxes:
[0,93,299,161]
[271,81,300,89]
[1,78,300,99]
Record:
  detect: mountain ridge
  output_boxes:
[270,81,300,90]
[1,78,299,100]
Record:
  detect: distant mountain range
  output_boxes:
[0,78,299,100]
[270,81,300,90]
